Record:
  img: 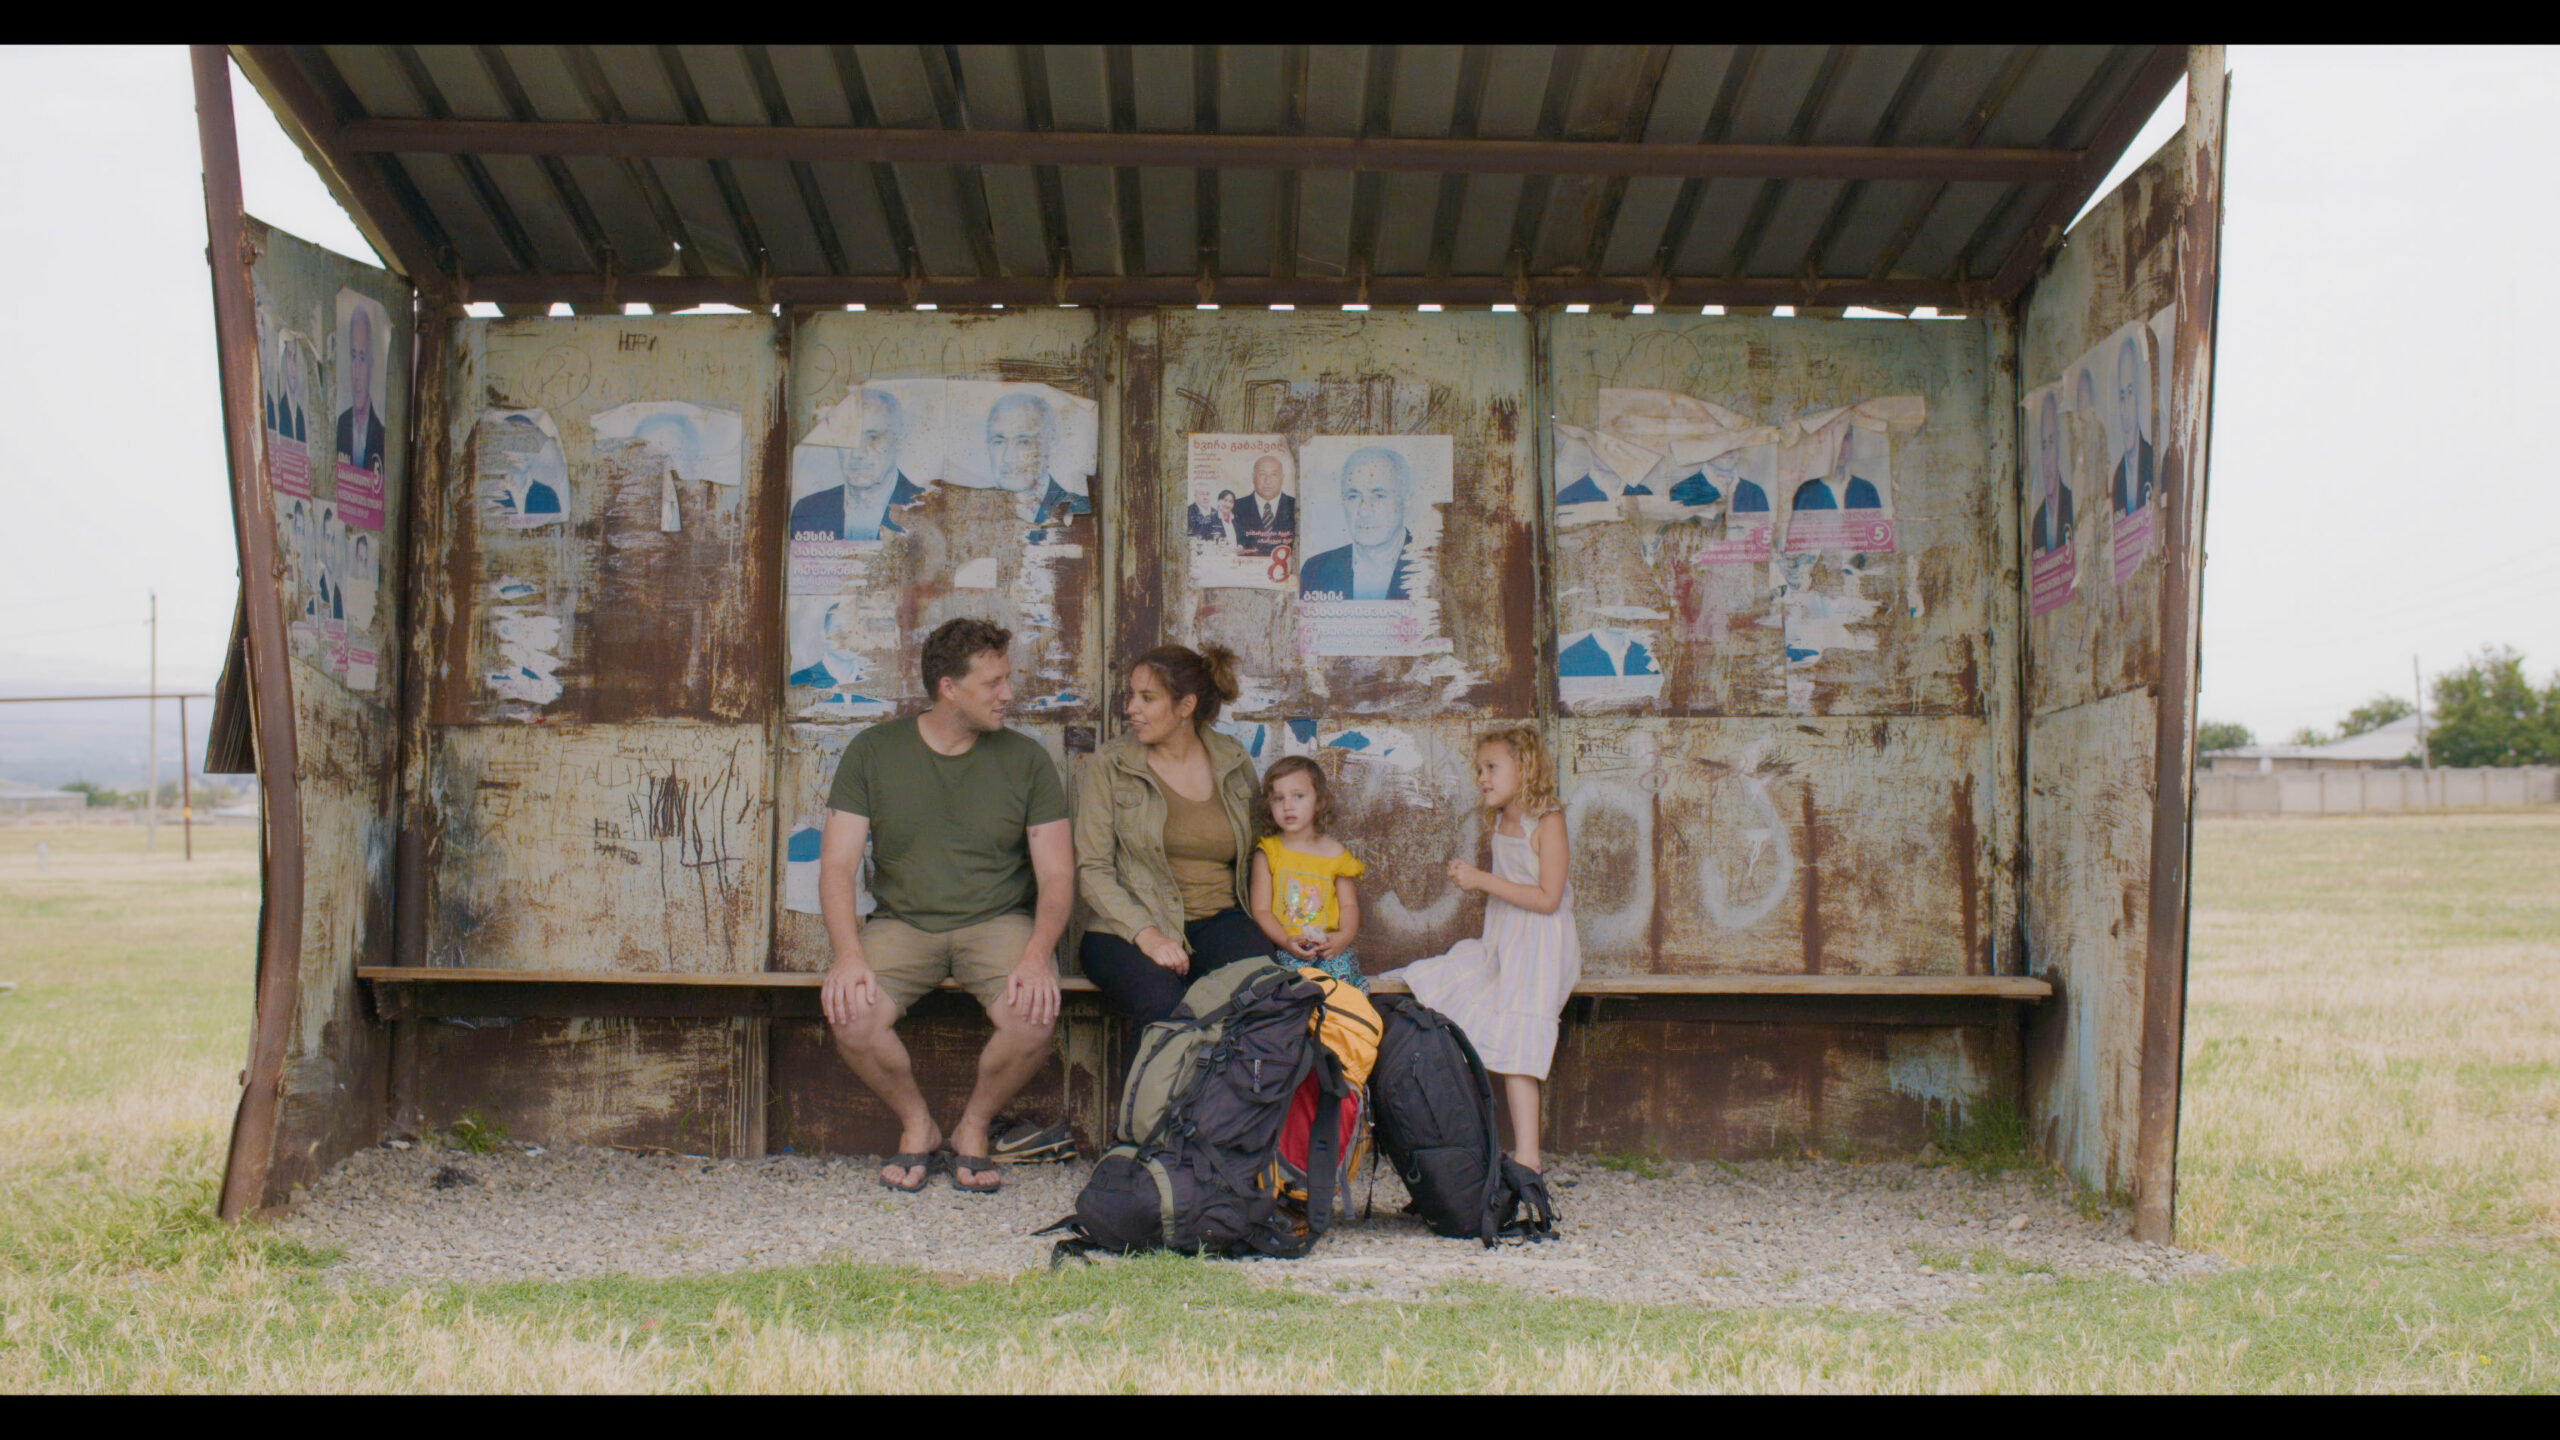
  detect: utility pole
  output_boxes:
[146,590,159,852]
[2412,654,2431,771]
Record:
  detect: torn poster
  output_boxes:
[593,401,745,487]
[1556,626,1666,709]
[1778,399,1920,556]
[1187,434,1297,589]
[1688,442,1780,564]
[791,380,1096,714]
[332,288,391,530]
[1295,435,1455,658]
[787,593,898,719]
[476,409,570,530]
[2087,320,2157,584]
[258,306,315,500]
[2024,382,2078,616]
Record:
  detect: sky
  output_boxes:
[0,45,2554,780]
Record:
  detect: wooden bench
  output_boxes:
[357,965,2049,1022]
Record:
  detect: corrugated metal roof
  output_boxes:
[237,44,2184,309]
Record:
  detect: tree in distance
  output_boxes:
[2337,693,2415,739]
[2195,720,2254,753]
[2286,725,2330,748]
[2427,647,2560,767]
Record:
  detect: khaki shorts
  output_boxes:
[860,912,1035,1015]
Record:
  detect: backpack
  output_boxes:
[1366,996,1559,1246]
[1270,971,1381,1222]
[1045,960,1351,1262]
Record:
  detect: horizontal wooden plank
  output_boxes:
[356,967,2049,1000]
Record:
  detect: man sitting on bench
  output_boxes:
[817,617,1071,1194]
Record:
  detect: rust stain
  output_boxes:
[1952,773,1981,974]
[1798,784,1825,975]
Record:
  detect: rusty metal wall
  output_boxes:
[2017,128,2191,1190]
[391,1015,763,1158]
[244,220,411,1201]
[1541,314,2019,982]
[377,299,2075,1162]
[400,313,783,1156]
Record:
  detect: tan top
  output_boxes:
[1161,786,1239,921]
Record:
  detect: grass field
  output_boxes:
[1,814,2554,1392]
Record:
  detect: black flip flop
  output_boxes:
[949,1153,1003,1195]
[877,1152,935,1193]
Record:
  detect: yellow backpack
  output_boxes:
[1269,969,1382,1216]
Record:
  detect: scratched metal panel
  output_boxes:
[246,220,410,1196]
[425,723,775,973]
[1546,314,1997,718]
[786,309,1103,720]
[433,315,781,725]
[2019,131,2188,717]
[1559,716,1997,977]
[769,720,1083,973]
[392,1016,760,1157]
[1123,309,1540,720]
[1547,1017,2004,1159]
[2021,687,2153,1192]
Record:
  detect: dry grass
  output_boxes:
[1,816,2554,1393]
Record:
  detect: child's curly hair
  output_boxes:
[1255,755,1332,840]
[1477,725,1562,819]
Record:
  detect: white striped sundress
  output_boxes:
[1398,823,1581,1080]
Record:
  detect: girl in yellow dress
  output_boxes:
[1246,756,1367,989]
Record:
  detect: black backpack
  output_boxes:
[1367,996,1558,1246]
[1045,960,1352,1263]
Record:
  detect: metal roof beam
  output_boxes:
[1987,44,2188,297]
[458,270,1972,310]
[337,116,2082,183]
[233,45,448,282]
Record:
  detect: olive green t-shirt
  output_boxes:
[827,718,1069,934]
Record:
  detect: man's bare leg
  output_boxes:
[829,1004,941,1189]
[948,998,1056,1189]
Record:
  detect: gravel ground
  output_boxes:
[281,1144,2225,1315]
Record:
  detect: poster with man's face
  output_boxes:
[333,289,392,479]
[1187,434,1296,590]
[784,377,1100,718]
[1294,434,1454,658]
[2026,383,2078,617]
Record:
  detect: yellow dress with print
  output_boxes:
[1256,837,1367,990]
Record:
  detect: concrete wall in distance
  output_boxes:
[2198,766,2560,816]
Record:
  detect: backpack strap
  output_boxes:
[1142,1154,1180,1249]
[1301,1051,1347,1238]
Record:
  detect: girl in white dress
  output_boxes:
[1393,725,1580,1173]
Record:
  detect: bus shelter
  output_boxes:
[190,43,2227,1243]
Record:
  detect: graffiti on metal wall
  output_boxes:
[1552,389,1926,716]
[428,723,774,974]
[1557,717,1994,976]
[786,378,1098,719]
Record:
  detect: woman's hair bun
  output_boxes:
[1200,643,1242,704]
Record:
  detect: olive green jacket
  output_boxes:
[1073,729,1260,947]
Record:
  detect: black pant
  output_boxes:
[1079,908,1273,1026]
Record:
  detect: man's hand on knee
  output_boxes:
[1003,944,1061,1029]
[822,954,883,1028]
